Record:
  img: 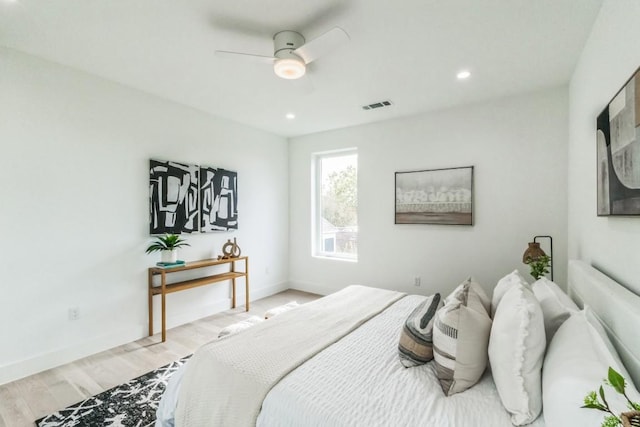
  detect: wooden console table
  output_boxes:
[148,256,249,342]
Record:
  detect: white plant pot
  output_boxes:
[161,250,178,263]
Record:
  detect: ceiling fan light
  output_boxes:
[274,58,306,80]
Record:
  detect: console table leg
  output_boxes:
[245,257,250,311]
[161,292,166,342]
[245,280,250,311]
[148,270,153,337]
[161,271,167,342]
[232,279,236,309]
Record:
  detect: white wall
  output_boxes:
[289,87,568,298]
[0,47,289,384]
[568,0,640,294]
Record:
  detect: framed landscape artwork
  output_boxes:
[395,166,473,225]
[597,66,640,216]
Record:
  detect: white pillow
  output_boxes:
[264,301,300,319]
[218,315,263,338]
[542,310,640,427]
[491,270,529,318]
[532,277,579,344]
[583,306,633,381]
[489,284,545,425]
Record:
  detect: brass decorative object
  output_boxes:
[218,238,241,259]
[621,410,640,427]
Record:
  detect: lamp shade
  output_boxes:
[274,57,306,79]
[522,242,546,264]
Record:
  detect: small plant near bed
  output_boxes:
[582,367,640,427]
[524,254,551,280]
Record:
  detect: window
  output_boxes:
[313,149,358,260]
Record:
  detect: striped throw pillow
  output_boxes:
[433,280,492,396]
[398,293,443,367]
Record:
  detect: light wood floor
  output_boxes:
[0,289,320,427]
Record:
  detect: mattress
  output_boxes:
[257,295,545,427]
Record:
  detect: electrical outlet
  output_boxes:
[414,276,421,287]
[68,307,79,321]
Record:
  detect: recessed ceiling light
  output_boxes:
[285,113,296,120]
[457,70,471,80]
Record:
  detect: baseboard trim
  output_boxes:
[1,282,292,386]
[0,326,145,386]
[287,280,332,296]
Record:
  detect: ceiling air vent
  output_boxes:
[362,100,392,111]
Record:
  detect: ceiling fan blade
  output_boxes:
[293,27,350,64]
[215,50,275,65]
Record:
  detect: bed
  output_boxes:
[156,260,640,427]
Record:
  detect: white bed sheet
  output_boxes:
[257,295,545,427]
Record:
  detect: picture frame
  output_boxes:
[149,159,199,234]
[149,159,239,234]
[395,166,473,225]
[597,66,640,216]
[200,166,238,232]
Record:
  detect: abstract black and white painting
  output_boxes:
[395,166,473,225]
[597,67,640,216]
[149,160,199,234]
[200,166,238,232]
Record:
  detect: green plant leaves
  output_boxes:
[528,255,551,279]
[582,366,639,427]
[602,415,622,427]
[145,233,190,254]
[600,385,610,410]
[608,367,626,395]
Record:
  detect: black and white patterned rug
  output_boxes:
[36,355,190,427]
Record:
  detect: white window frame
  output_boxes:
[311,148,358,261]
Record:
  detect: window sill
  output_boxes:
[312,254,358,263]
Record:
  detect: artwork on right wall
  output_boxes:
[597,66,640,216]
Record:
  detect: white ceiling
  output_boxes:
[0,0,602,138]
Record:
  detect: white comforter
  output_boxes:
[257,295,546,427]
[174,285,405,427]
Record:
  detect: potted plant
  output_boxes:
[582,367,640,427]
[146,234,190,263]
[525,254,551,280]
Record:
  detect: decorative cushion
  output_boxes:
[489,283,546,426]
[264,301,300,319]
[218,315,264,338]
[532,277,579,344]
[398,293,444,367]
[491,270,529,318]
[433,280,492,396]
[446,277,491,314]
[542,310,640,426]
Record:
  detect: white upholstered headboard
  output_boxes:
[568,260,640,388]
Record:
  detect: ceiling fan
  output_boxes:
[215,27,350,80]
